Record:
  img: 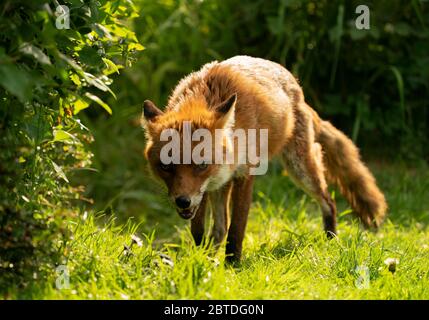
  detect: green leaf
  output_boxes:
[58,52,83,73]
[84,92,112,114]
[73,98,90,114]
[51,160,69,183]
[102,58,122,75]
[0,64,33,102]
[128,43,145,51]
[53,129,76,142]
[70,73,82,86]
[93,24,112,39]
[83,72,117,99]
[19,43,51,65]
[79,46,103,66]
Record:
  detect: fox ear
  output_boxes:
[215,93,237,129]
[216,93,237,114]
[142,100,163,139]
[143,100,163,122]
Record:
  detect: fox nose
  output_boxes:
[175,196,191,209]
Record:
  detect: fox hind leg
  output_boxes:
[282,117,337,237]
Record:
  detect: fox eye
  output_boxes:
[196,162,208,171]
[159,163,173,172]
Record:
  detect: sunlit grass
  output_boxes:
[12,162,429,299]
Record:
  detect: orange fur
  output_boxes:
[317,120,387,227]
[143,56,388,261]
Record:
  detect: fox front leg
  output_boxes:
[191,193,208,246]
[225,175,254,263]
[209,181,233,246]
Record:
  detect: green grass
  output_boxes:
[10,162,429,299]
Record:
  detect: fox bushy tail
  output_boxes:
[318,121,387,228]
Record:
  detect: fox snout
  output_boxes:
[172,193,203,220]
[175,195,191,209]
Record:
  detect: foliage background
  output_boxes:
[0,0,428,295]
[0,0,142,289]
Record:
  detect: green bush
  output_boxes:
[0,0,142,290]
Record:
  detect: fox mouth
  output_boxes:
[177,206,199,220]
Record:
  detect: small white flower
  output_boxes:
[384,258,399,273]
[384,257,399,265]
[131,234,143,247]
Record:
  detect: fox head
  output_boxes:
[142,94,237,220]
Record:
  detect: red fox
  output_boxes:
[142,56,387,263]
